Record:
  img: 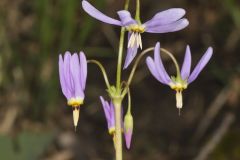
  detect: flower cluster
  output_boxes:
[57,0,213,156]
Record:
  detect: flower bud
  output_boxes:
[124,113,133,149]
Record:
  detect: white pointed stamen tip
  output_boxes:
[131,33,137,48]
[128,33,135,48]
[138,33,142,49]
[136,34,139,48]
[176,91,183,109]
[73,107,80,130]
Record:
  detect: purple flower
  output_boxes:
[100,96,116,135]
[146,42,213,110]
[59,51,87,128]
[100,97,132,149]
[82,0,189,68]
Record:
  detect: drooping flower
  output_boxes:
[59,51,87,129]
[100,96,131,149]
[100,96,116,135]
[146,42,213,112]
[82,0,189,68]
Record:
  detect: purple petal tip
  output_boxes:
[124,131,133,149]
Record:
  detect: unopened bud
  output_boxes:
[124,113,133,149]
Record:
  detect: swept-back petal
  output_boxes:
[82,0,121,26]
[70,53,84,98]
[63,52,74,98]
[109,102,115,128]
[79,52,87,90]
[181,45,192,80]
[123,45,138,69]
[117,10,136,26]
[59,54,71,99]
[145,18,189,33]
[188,47,213,84]
[146,57,163,83]
[144,8,186,27]
[154,42,172,85]
[100,96,111,122]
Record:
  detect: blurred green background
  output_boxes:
[0,0,240,160]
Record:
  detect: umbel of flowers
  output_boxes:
[58,1,213,160]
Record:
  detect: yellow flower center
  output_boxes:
[67,97,84,107]
[169,82,187,91]
[126,24,145,33]
[127,24,145,50]
[169,81,188,111]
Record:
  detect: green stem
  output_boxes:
[87,60,111,89]
[135,0,141,23]
[127,87,131,114]
[113,98,123,160]
[122,47,181,97]
[116,28,125,92]
[124,0,130,10]
[127,47,154,89]
[116,0,130,92]
[115,1,129,160]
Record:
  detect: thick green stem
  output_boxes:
[114,1,129,160]
[113,98,123,160]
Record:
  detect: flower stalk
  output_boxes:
[122,46,179,97]
[115,1,130,159]
[88,60,111,89]
[116,27,126,92]
[135,0,141,23]
[113,98,123,160]
[160,48,181,77]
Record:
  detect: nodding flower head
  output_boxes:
[100,96,116,135]
[100,96,124,148]
[82,0,189,68]
[146,42,213,112]
[59,51,87,129]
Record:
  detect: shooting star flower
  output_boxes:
[100,96,116,135]
[82,0,189,68]
[146,42,213,113]
[59,51,87,129]
[100,97,132,149]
